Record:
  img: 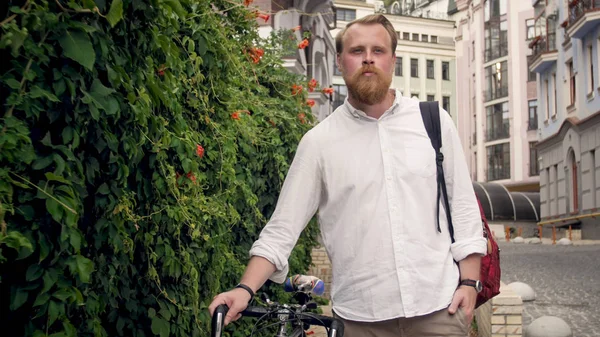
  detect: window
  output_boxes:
[484,61,508,101]
[544,78,550,121]
[589,45,595,95]
[422,34,428,42]
[411,91,420,99]
[334,66,342,76]
[527,55,536,82]
[336,8,356,21]
[569,60,576,106]
[592,150,597,208]
[427,95,435,102]
[431,35,438,43]
[443,96,450,114]
[412,33,419,41]
[403,32,410,40]
[487,143,511,181]
[411,58,419,78]
[484,19,508,62]
[526,19,535,40]
[486,102,510,141]
[529,142,539,176]
[426,60,434,79]
[569,150,579,212]
[395,57,403,76]
[442,62,450,80]
[528,100,538,130]
[552,73,557,118]
[333,85,347,110]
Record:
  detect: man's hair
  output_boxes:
[335,14,397,55]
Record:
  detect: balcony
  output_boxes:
[528,34,558,73]
[485,86,509,102]
[486,124,510,142]
[566,0,600,39]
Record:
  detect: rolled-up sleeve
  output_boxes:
[439,110,487,261]
[249,131,322,283]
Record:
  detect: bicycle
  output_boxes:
[211,274,344,337]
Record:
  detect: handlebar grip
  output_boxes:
[211,304,229,337]
[329,318,345,337]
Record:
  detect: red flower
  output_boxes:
[298,113,307,124]
[306,99,315,107]
[157,64,166,76]
[186,171,197,184]
[308,78,318,92]
[247,47,264,64]
[231,111,241,120]
[298,39,309,49]
[244,0,253,6]
[196,144,204,158]
[322,87,334,95]
[258,13,270,22]
[292,84,303,95]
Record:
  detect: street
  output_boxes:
[498,241,600,337]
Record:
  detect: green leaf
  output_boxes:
[75,255,94,283]
[62,127,73,144]
[159,306,171,320]
[33,292,51,307]
[30,86,60,102]
[42,270,58,293]
[46,198,63,223]
[97,183,110,195]
[46,173,71,185]
[151,316,170,337]
[69,227,82,252]
[148,307,156,318]
[5,78,21,89]
[32,156,54,170]
[39,233,51,262]
[52,288,73,301]
[106,0,124,27]
[10,288,28,310]
[26,264,44,281]
[58,31,95,70]
[48,300,61,325]
[90,79,115,97]
[81,0,97,10]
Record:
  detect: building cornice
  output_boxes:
[333,0,373,9]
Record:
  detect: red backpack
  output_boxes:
[419,102,501,308]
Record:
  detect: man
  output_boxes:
[209,14,486,337]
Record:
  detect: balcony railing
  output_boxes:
[485,86,509,102]
[486,124,510,142]
[528,118,538,130]
[529,34,557,59]
[568,0,600,27]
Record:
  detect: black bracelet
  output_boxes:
[235,283,255,300]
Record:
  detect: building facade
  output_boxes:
[254,0,337,121]
[531,0,600,239]
[453,0,539,192]
[331,0,458,126]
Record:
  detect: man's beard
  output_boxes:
[345,65,392,105]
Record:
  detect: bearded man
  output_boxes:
[209,14,486,337]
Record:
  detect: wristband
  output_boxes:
[235,283,255,301]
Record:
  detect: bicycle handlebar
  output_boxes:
[211,304,344,337]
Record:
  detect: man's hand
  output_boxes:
[448,285,477,323]
[208,288,252,326]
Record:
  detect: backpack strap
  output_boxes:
[418,101,455,243]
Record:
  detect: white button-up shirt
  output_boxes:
[249,89,487,322]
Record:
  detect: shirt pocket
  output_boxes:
[403,143,436,178]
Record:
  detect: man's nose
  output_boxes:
[362,52,374,65]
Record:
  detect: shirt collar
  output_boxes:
[343,88,402,120]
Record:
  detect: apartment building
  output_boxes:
[331,0,458,126]
[454,0,539,192]
[530,0,600,239]
[253,0,337,121]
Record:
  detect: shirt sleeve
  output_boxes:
[439,109,487,261]
[249,130,322,283]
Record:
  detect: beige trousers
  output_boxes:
[333,307,471,337]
